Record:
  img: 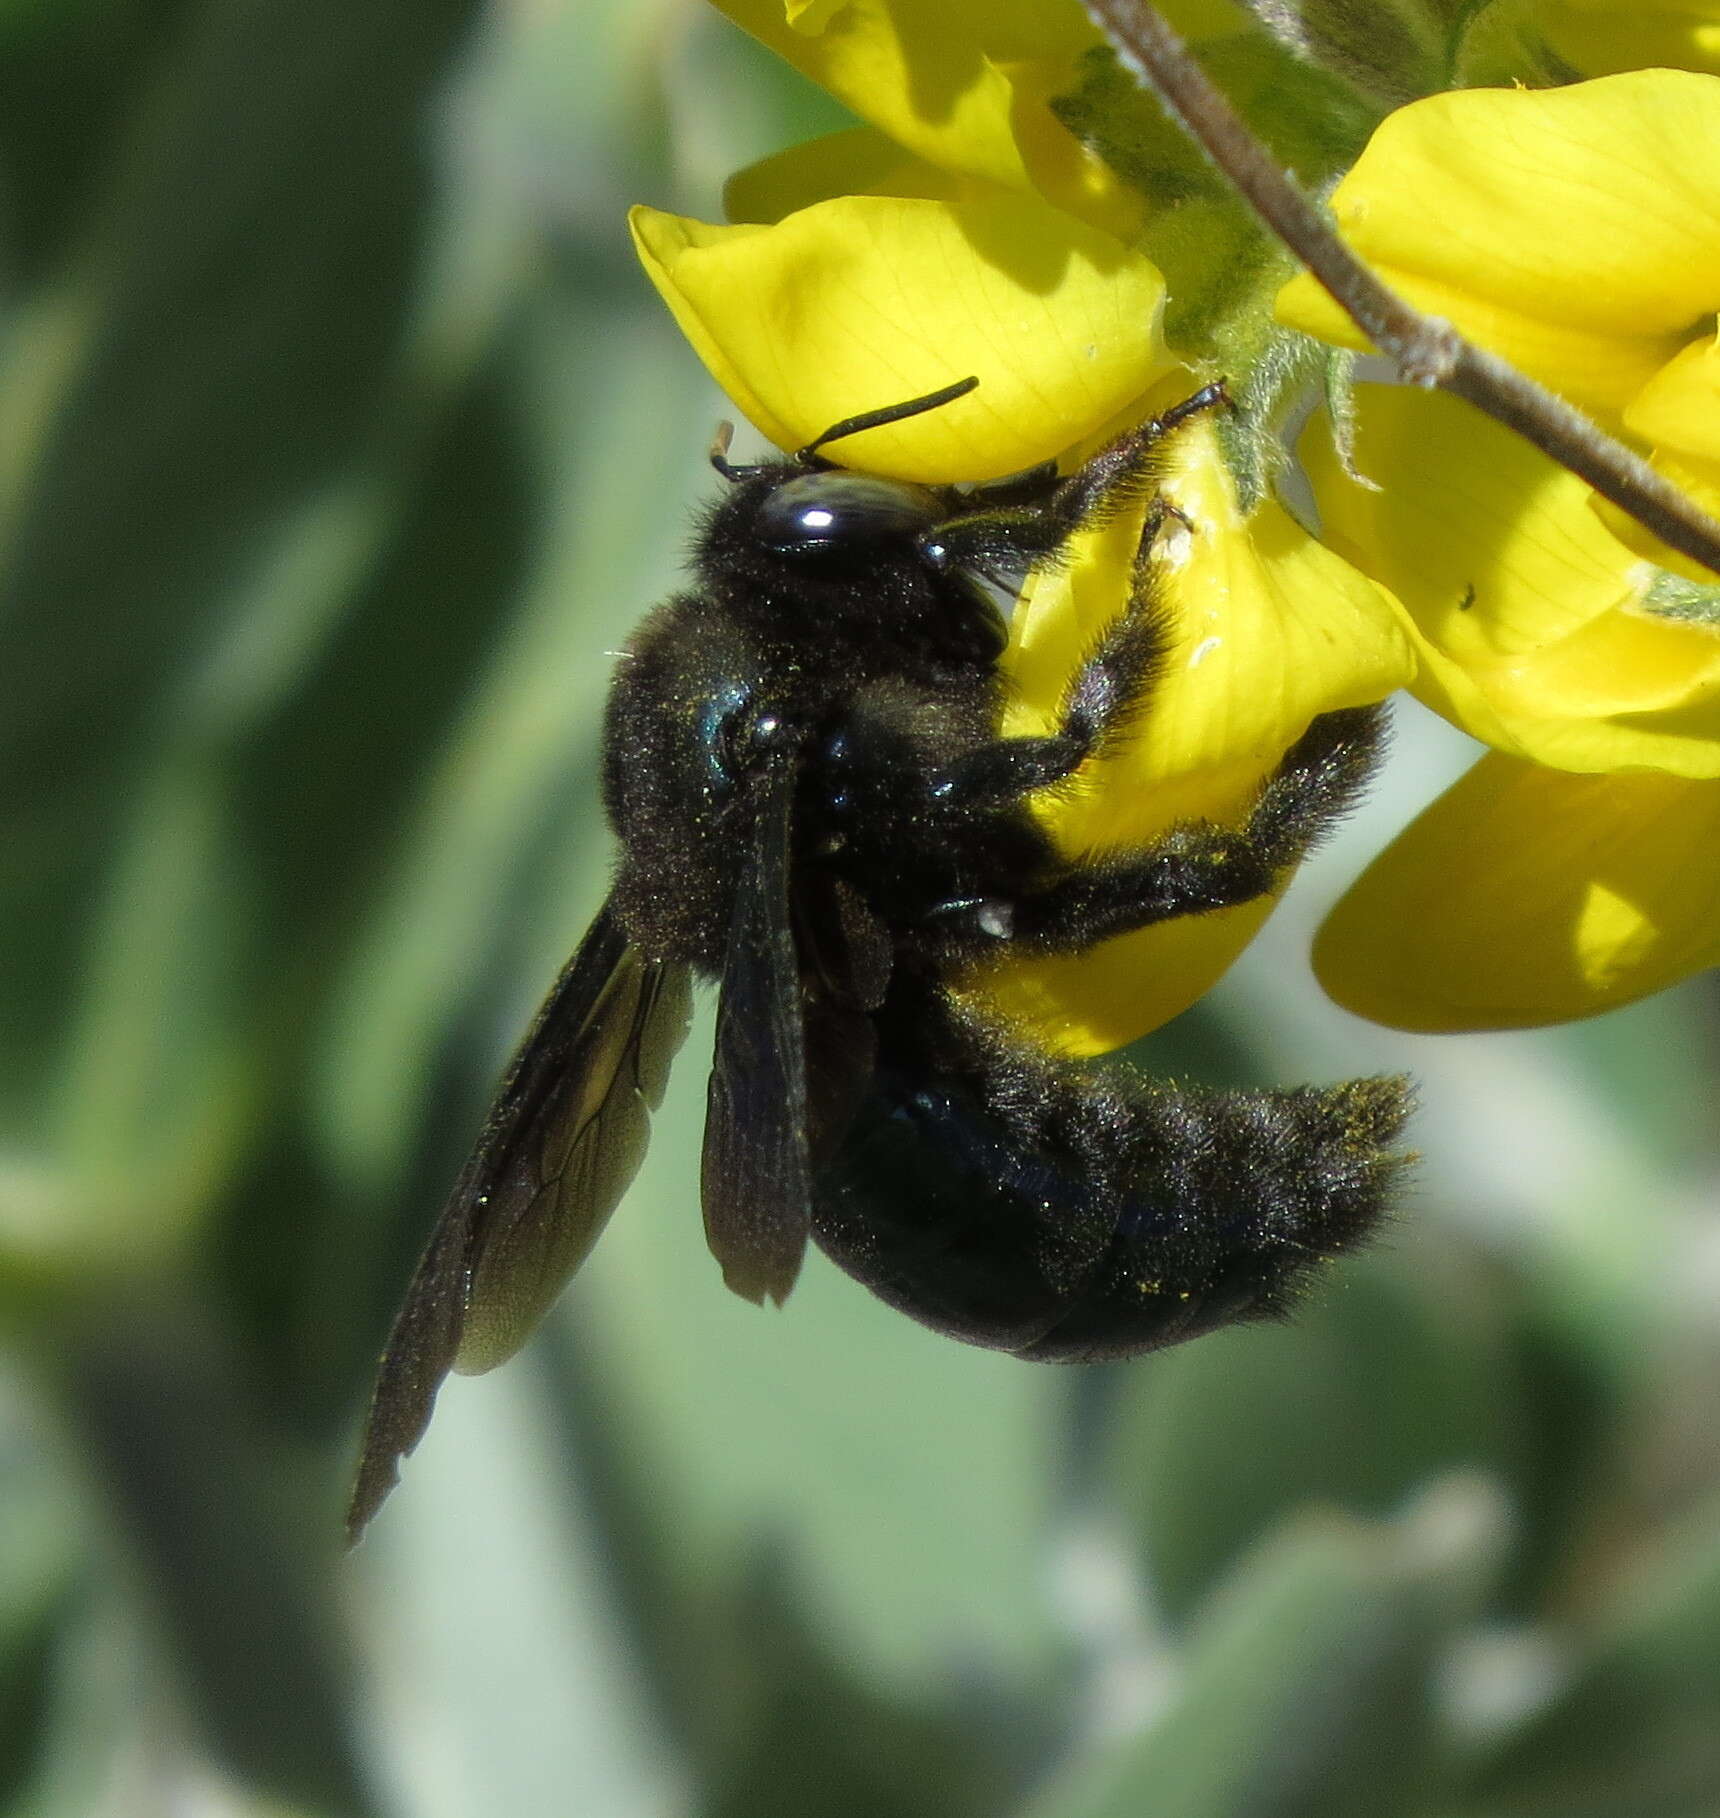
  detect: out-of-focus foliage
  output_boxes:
[0,2,1716,1815]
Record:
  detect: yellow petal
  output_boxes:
[710,0,1142,238]
[1537,2,1720,79]
[630,195,1176,482]
[960,885,1282,1058]
[724,129,971,226]
[1316,752,1720,1030]
[1625,327,1720,461]
[1560,0,1720,17]
[1584,334,1720,580]
[1301,385,1720,775]
[1277,71,1720,413]
[964,407,1416,1055]
[1008,412,1415,789]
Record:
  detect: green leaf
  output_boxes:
[704,1558,1006,1818]
[562,1015,1068,1701]
[203,361,537,1413]
[1483,1266,1619,1621]
[0,751,251,1299]
[0,1367,80,1809]
[352,1350,689,1818]
[0,0,193,283]
[0,0,483,1124]
[311,299,709,1207]
[1025,1500,1489,1818]
[1461,1495,1720,1818]
[1110,1241,1528,1624]
[46,1291,375,1816]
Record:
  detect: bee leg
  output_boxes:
[928,551,1170,807]
[1001,704,1387,952]
[956,458,1062,510]
[917,382,1230,575]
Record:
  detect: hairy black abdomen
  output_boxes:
[811,1047,1412,1362]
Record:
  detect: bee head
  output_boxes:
[703,376,978,564]
[693,378,1004,664]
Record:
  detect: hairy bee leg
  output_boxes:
[929,562,1170,805]
[1046,381,1229,532]
[1243,702,1390,866]
[1000,704,1387,952]
[916,381,1229,576]
[956,458,1062,510]
[926,486,1233,808]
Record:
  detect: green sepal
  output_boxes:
[1451,0,1583,88]
[1051,38,1377,499]
[1228,0,1494,106]
[1055,32,1380,218]
[1642,568,1720,630]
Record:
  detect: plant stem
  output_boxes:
[1082,0,1720,579]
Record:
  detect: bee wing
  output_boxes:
[701,745,813,1306]
[348,901,692,1540]
[797,876,892,1166]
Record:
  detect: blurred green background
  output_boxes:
[2,1,1719,1813]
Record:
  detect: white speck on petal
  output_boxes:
[1187,635,1223,668]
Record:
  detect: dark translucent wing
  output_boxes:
[797,875,892,1168]
[348,901,692,1540]
[701,747,812,1305]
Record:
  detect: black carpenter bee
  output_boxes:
[347,376,1411,1538]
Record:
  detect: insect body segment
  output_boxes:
[817,999,1408,1361]
[349,379,1411,1539]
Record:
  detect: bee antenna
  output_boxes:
[796,375,980,463]
[709,420,746,481]
[710,417,793,484]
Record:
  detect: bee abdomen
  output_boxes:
[811,1051,1413,1363]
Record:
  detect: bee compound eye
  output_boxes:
[757,472,944,554]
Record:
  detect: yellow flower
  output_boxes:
[1271,70,1720,1028]
[1301,390,1720,782]
[631,6,1415,1053]
[1315,752,1720,1031]
[1302,386,1720,1030]
[630,192,1178,485]
[1526,0,1720,79]
[707,0,1253,239]
[1278,70,1720,418]
[1276,68,1720,584]
[980,407,1410,1051]
[708,0,1141,238]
